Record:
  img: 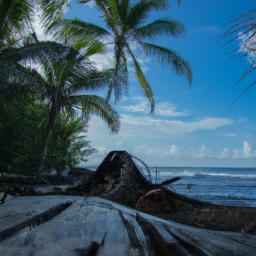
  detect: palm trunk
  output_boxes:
[40,98,60,171]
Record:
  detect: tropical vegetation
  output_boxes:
[0,0,191,175]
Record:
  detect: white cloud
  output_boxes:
[169,144,179,156]
[197,145,212,159]
[242,141,254,158]
[121,114,234,136]
[121,98,149,113]
[166,141,256,161]
[225,132,236,138]
[168,144,212,159]
[220,148,231,159]
[219,141,255,159]
[90,40,151,72]
[85,112,234,165]
[156,102,189,117]
[122,97,189,117]
[85,113,256,166]
[90,50,114,70]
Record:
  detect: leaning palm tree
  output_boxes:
[28,39,120,169]
[51,0,192,113]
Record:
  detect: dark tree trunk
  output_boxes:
[40,98,60,171]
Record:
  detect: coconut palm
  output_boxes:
[56,0,192,112]
[29,39,120,169]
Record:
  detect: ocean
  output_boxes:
[149,167,256,207]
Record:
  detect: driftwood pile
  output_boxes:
[1,151,256,255]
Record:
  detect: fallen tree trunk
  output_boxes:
[0,196,255,256]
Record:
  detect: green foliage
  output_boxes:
[47,114,96,175]
[0,0,33,47]
[0,0,191,175]
[0,93,41,174]
[0,91,95,175]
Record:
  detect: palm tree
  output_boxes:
[56,0,192,112]
[0,1,119,171]
[29,39,120,170]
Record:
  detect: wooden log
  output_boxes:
[0,201,72,242]
[0,196,255,256]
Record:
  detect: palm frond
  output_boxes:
[57,19,110,42]
[79,0,91,3]
[141,42,192,84]
[0,42,78,64]
[118,0,129,26]
[126,1,152,30]
[143,0,169,11]
[223,8,256,99]
[235,65,256,85]
[133,19,185,39]
[70,95,120,133]
[0,61,46,91]
[40,0,70,33]
[0,0,34,43]
[71,38,105,54]
[70,69,114,93]
[127,45,155,113]
[107,46,128,101]
[108,0,121,22]
[233,80,256,104]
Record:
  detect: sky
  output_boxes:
[59,0,256,167]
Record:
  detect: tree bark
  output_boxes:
[40,97,60,172]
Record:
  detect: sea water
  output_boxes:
[149,167,256,207]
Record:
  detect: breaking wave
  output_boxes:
[157,169,256,179]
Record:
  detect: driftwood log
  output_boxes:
[0,196,255,256]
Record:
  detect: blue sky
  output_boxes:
[63,0,256,167]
